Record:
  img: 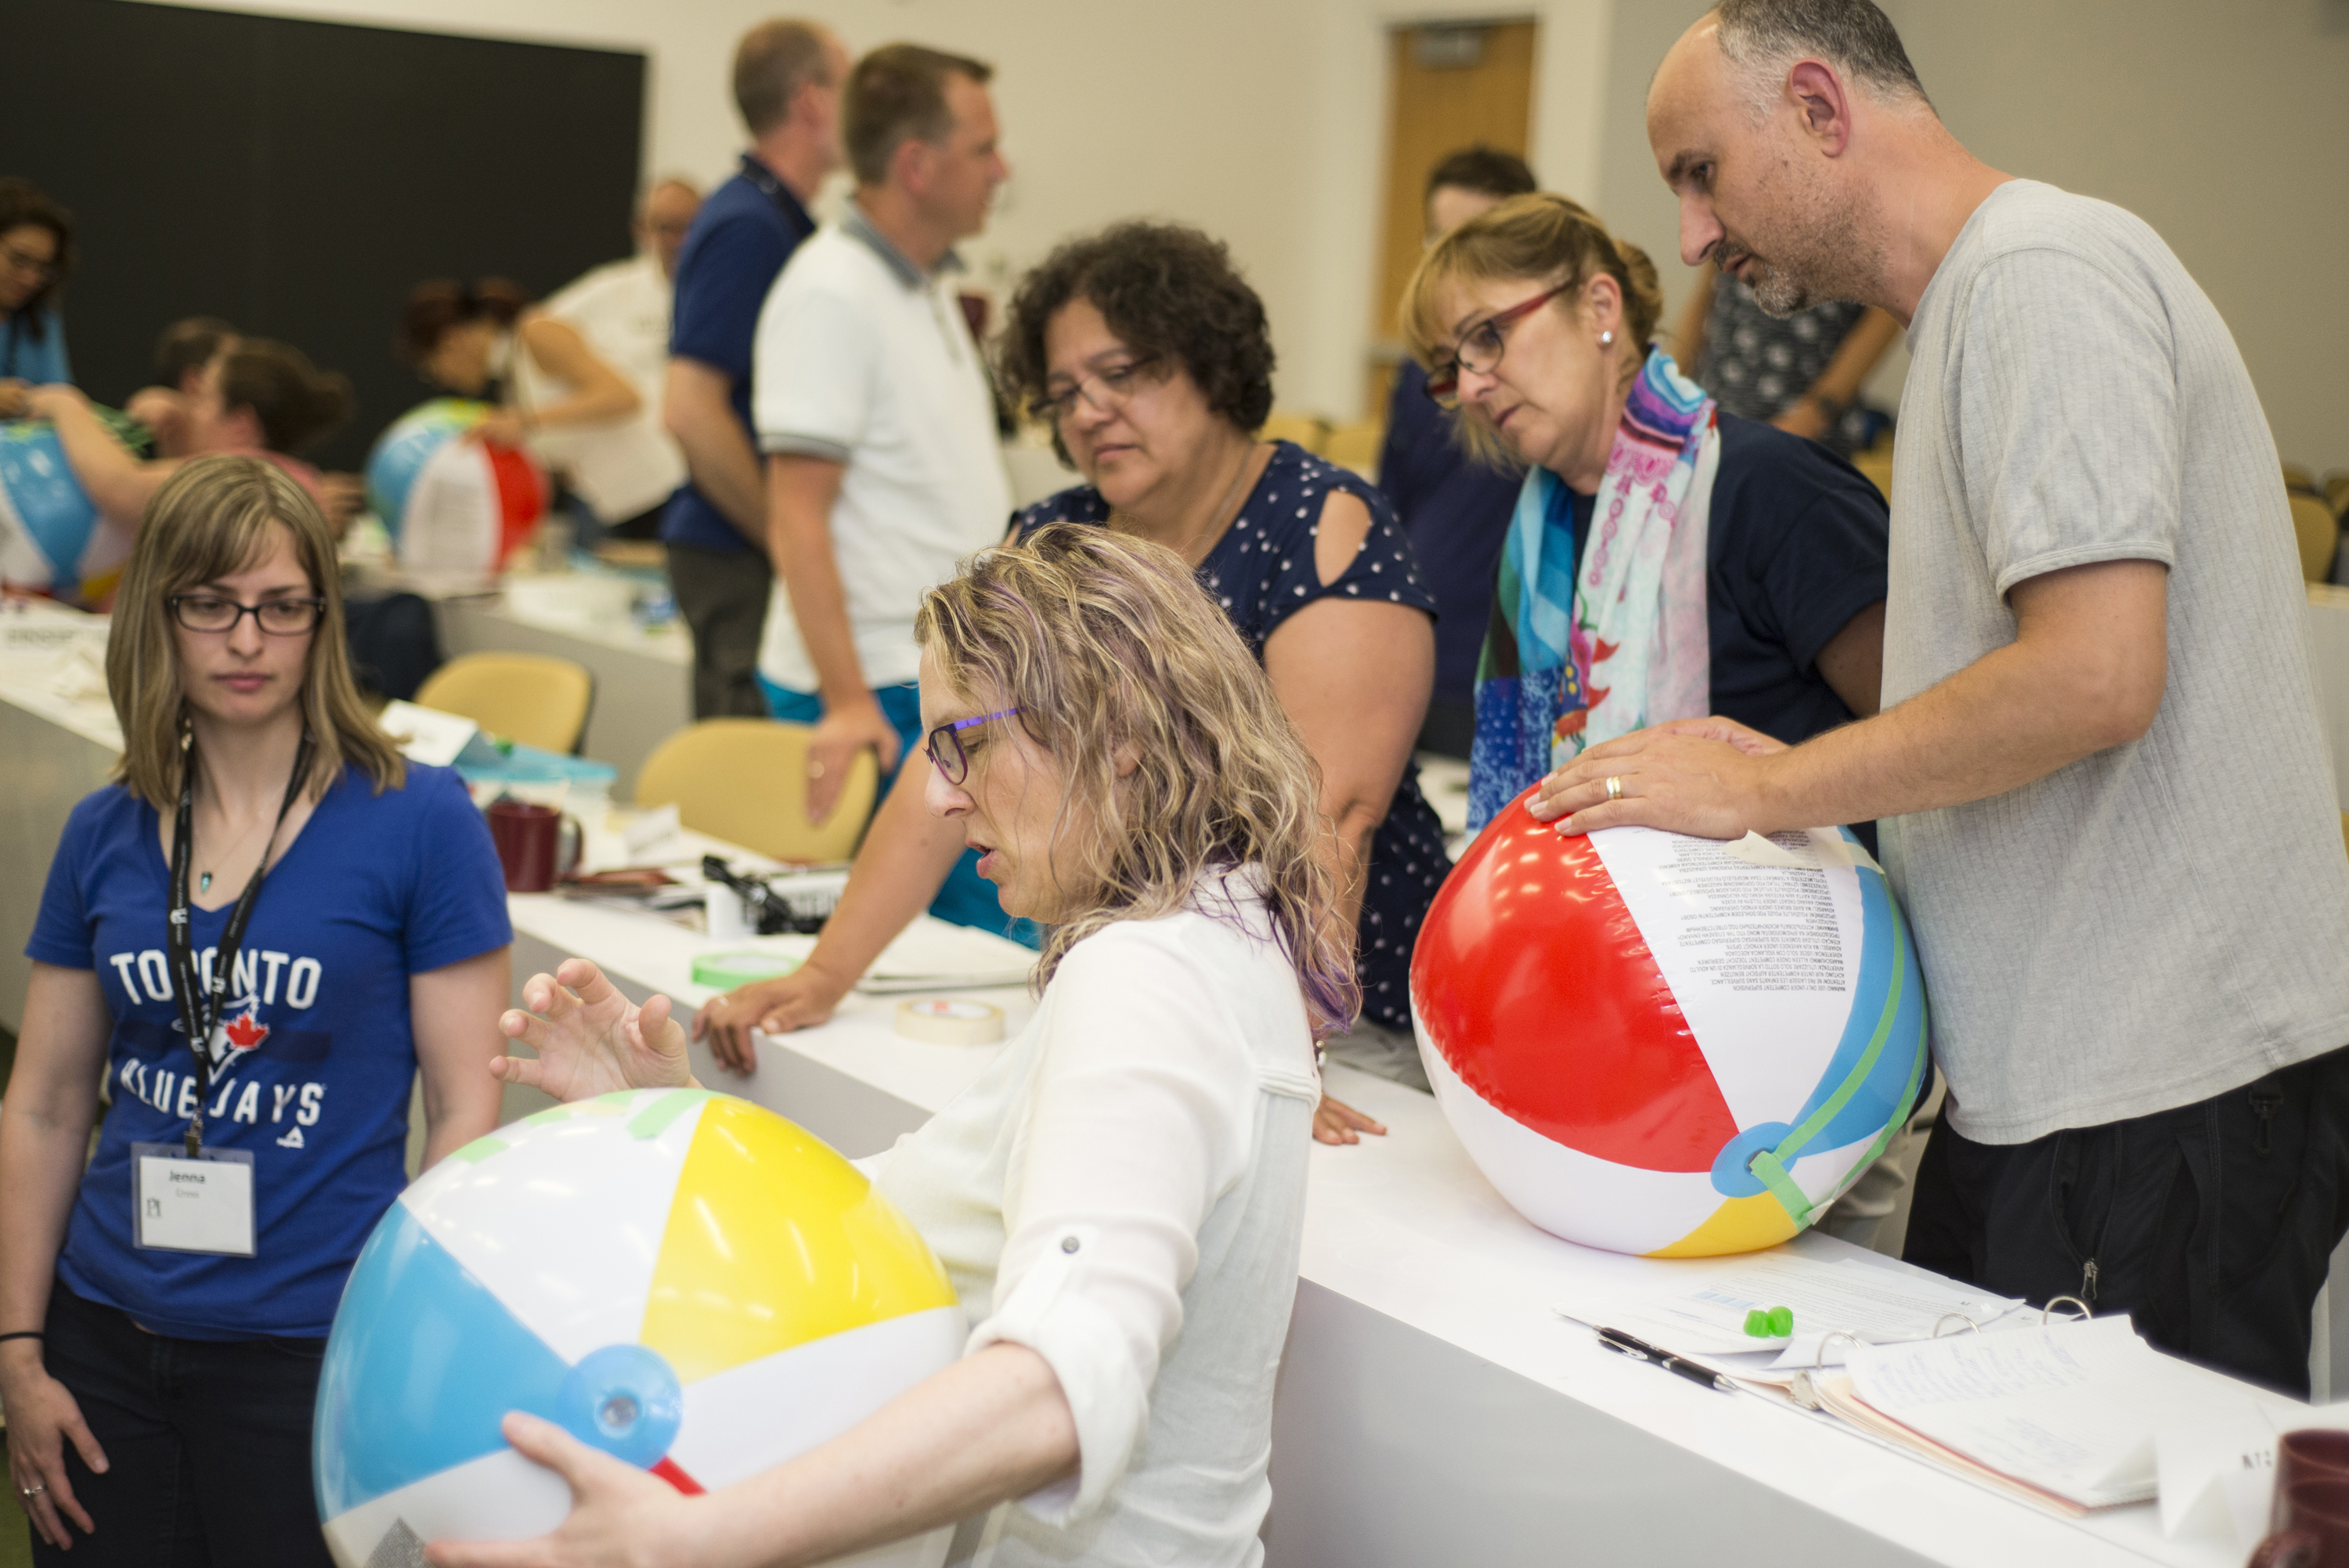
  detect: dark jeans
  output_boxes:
[29,1283,333,1568]
[1904,1045,2349,1397]
[666,541,773,719]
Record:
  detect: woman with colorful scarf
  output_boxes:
[1400,193,1890,834]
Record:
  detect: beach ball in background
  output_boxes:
[0,420,133,607]
[314,1090,963,1568]
[364,398,545,582]
[1411,791,1928,1258]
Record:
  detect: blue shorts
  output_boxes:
[757,675,1041,950]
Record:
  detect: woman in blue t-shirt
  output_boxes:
[0,456,513,1564]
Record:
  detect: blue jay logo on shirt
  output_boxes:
[104,946,331,1149]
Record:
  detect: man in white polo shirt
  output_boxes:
[751,44,1011,931]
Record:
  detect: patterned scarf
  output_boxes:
[1468,349,1720,829]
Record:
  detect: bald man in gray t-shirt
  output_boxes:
[1531,2,2349,1394]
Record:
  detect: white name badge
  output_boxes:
[132,1143,256,1256]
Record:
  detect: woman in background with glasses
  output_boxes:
[698,222,1445,1140]
[0,456,511,1565]
[1402,193,1891,833]
[0,178,74,415]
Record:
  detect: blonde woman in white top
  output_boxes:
[433,524,1352,1568]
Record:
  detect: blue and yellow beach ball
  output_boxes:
[314,1090,962,1566]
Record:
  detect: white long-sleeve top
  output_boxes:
[871,868,1320,1568]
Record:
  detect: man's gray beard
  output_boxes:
[1745,260,1814,318]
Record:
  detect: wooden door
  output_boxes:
[1370,19,1539,413]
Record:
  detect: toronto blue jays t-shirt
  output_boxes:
[27,762,511,1339]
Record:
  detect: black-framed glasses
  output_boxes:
[168,594,327,635]
[924,707,1021,785]
[1034,357,1161,426]
[1423,282,1575,409]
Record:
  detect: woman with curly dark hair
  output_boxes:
[0,178,76,413]
[696,222,1448,1145]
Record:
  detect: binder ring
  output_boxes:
[2041,1296,2092,1325]
[1932,1313,1981,1338]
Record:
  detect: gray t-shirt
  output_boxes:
[1882,179,2349,1145]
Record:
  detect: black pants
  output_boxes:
[1904,1046,2349,1397]
[666,541,773,719]
[29,1283,333,1568]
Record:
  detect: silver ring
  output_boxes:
[22,1483,44,1497]
[1604,775,1624,803]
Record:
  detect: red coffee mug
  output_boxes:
[2253,1477,2349,1568]
[486,799,582,893]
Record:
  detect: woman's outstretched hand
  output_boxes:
[424,1413,700,1568]
[494,959,694,1103]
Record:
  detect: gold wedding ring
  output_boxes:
[1604,775,1624,803]
[808,759,825,779]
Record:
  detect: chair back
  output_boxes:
[414,651,594,754]
[1322,420,1386,478]
[1259,412,1330,455]
[2291,492,2340,584]
[633,719,879,863]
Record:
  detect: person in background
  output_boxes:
[26,340,353,528]
[662,20,852,719]
[1378,146,1538,759]
[1672,259,1900,456]
[0,178,74,417]
[749,42,1016,935]
[539,178,703,541]
[395,278,644,524]
[442,525,1340,1568]
[1577,0,2349,1393]
[124,318,241,459]
[709,222,1438,1145]
[0,456,510,1564]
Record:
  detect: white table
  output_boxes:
[431,588,691,798]
[507,893,2269,1568]
[0,604,124,1031]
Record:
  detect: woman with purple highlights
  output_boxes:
[457,523,1344,1568]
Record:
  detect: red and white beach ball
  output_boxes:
[1410,787,1929,1257]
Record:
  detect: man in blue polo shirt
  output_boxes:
[662,18,851,718]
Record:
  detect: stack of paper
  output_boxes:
[856,918,1037,993]
[1833,1317,2274,1514]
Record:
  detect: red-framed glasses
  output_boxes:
[1422,282,1574,408]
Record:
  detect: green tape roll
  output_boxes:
[691,950,803,989]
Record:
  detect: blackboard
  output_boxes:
[2,0,646,473]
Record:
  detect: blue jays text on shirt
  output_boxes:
[104,943,328,1147]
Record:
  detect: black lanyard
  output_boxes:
[166,731,312,1157]
[738,153,814,243]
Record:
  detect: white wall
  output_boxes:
[139,0,2349,461]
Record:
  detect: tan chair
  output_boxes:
[1259,412,1330,455]
[2284,462,2317,492]
[1322,420,1387,478]
[2340,813,2347,860]
[2326,472,2349,521]
[2290,492,2340,584]
[633,719,878,864]
[1850,435,1895,503]
[414,652,594,754]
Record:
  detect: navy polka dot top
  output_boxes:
[1015,441,1449,1031]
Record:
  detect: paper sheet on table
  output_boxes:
[856,919,1037,993]
[1556,1253,2023,1362]
[378,699,478,766]
[1847,1317,2266,1511]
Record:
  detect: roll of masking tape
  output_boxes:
[894,997,1005,1046]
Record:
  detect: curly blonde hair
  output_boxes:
[915,524,1359,1036]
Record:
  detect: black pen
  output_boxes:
[1595,1326,1737,1394]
